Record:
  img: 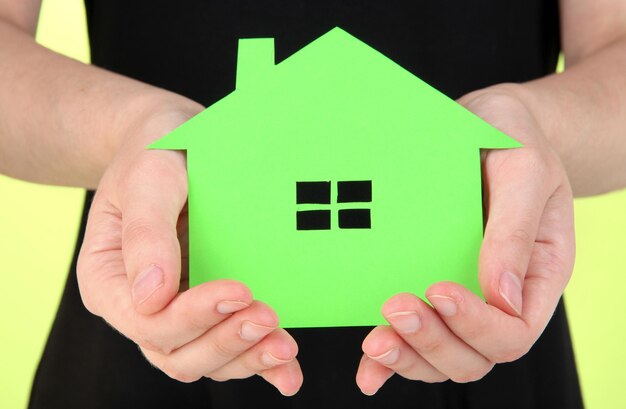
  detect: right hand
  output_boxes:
[77,103,303,395]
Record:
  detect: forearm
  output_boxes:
[0,18,202,188]
[496,36,626,197]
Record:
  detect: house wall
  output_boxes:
[184,143,486,327]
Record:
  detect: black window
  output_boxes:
[297,209,331,230]
[337,180,372,203]
[296,181,331,204]
[338,208,371,229]
[296,180,372,230]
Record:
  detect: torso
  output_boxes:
[28,2,583,408]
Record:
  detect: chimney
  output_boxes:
[236,38,275,90]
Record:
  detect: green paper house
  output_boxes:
[149,27,520,328]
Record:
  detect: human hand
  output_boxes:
[356,86,575,394]
[76,103,303,395]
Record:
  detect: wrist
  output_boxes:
[97,92,202,198]
[458,82,564,153]
[456,83,570,193]
[103,91,204,172]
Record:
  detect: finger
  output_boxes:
[79,215,254,355]
[362,325,448,383]
[479,146,557,316]
[520,181,575,321]
[207,328,298,380]
[259,359,304,396]
[77,187,127,317]
[382,293,494,383]
[78,191,257,354]
[144,301,278,383]
[121,150,188,314]
[425,185,575,363]
[426,282,527,363]
[133,279,253,354]
[355,354,394,396]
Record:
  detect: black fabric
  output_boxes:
[29,1,584,408]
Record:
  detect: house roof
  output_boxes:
[149,27,520,151]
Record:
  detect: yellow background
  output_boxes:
[0,1,624,407]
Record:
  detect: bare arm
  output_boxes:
[2,1,623,192]
[0,0,202,188]
[474,0,626,197]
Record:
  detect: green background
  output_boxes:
[0,0,624,407]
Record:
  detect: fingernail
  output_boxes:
[428,295,458,317]
[367,348,400,365]
[386,311,421,334]
[261,351,292,367]
[132,265,164,305]
[216,300,250,314]
[499,271,523,316]
[239,321,275,342]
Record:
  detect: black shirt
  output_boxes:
[29,1,583,408]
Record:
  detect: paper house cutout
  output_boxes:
[149,27,520,328]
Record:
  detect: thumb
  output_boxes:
[121,150,188,315]
[479,151,550,317]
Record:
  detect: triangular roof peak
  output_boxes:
[235,27,401,91]
[150,27,520,151]
[235,27,374,88]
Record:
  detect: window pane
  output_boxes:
[297,210,331,230]
[338,209,371,229]
[337,180,372,203]
[296,181,331,204]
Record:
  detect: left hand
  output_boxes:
[356,85,575,394]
